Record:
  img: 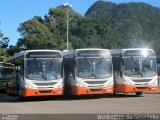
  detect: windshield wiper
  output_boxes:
[33,58,43,74]
[52,72,58,79]
[97,57,105,65]
[48,58,55,70]
[130,56,139,68]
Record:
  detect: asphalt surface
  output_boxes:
[0,92,160,120]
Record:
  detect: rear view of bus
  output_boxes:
[63,49,113,96]
[112,49,158,96]
[0,62,6,90]
[6,50,63,99]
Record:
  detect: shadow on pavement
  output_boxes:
[0,90,145,103]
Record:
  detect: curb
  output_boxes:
[144,90,160,94]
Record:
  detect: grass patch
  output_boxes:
[159,86,160,90]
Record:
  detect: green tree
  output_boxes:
[45,6,84,49]
[6,45,19,56]
[72,15,117,49]
[0,34,10,61]
[14,1,160,57]
[85,1,160,56]
[17,16,55,49]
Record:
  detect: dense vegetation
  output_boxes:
[0,26,9,61]
[1,0,160,60]
[85,1,160,55]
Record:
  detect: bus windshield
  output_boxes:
[25,58,62,80]
[123,56,156,77]
[76,57,112,79]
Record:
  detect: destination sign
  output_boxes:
[123,50,155,57]
[26,51,62,58]
[76,50,110,57]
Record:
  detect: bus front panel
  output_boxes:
[69,49,114,95]
[23,51,64,97]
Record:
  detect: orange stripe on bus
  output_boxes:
[116,84,158,93]
[70,86,113,95]
[22,87,64,97]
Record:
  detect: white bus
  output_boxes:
[0,62,4,89]
[111,48,158,96]
[0,62,5,90]
[63,48,113,96]
[4,50,64,99]
[0,62,14,90]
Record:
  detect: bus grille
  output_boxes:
[136,87,148,90]
[39,90,52,93]
[132,79,151,83]
[34,82,57,86]
[90,89,102,92]
[84,81,107,84]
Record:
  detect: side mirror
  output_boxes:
[114,72,119,76]
[69,73,73,77]
[122,59,124,65]
[114,71,122,77]
[120,71,122,77]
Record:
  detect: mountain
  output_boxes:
[8,1,160,56]
[85,1,160,55]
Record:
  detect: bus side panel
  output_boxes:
[114,75,124,93]
[6,55,24,95]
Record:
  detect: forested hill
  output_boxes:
[85,1,160,55]
[4,1,160,58]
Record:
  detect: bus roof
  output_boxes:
[62,49,75,56]
[5,50,62,62]
[63,48,111,57]
[110,48,154,54]
[122,48,154,52]
[110,49,122,55]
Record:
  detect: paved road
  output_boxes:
[0,92,160,120]
[0,92,160,114]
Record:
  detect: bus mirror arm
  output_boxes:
[120,71,122,77]
[69,73,73,77]
[114,71,122,77]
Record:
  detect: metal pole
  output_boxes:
[67,6,69,50]
[64,3,72,50]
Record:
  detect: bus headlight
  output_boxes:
[25,82,37,89]
[54,82,63,88]
[104,80,113,87]
[149,80,158,86]
[77,81,88,88]
[124,79,134,85]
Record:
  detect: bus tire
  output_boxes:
[135,92,143,96]
[18,88,26,101]
[19,96,26,101]
[6,87,12,96]
[64,87,71,99]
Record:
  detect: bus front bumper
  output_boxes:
[22,87,64,97]
[70,86,113,95]
[116,84,158,93]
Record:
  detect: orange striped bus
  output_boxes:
[0,62,14,90]
[111,48,158,96]
[4,50,64,100]
[63,48,113,96]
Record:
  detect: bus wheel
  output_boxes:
[18,89,25,101]
[6,84,9,95]
[135,92,143,96]
[6,87,11,96]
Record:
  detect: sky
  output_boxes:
[0,0,160,46]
